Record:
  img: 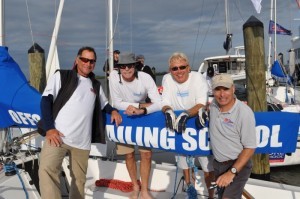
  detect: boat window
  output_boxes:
[219,62,227,73]
[213,63,218,72]
[232,61,237,70]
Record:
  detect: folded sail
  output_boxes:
[0,46,41,128]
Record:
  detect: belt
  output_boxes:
[214,159,236,165]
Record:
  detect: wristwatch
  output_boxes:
[230,167,238,175]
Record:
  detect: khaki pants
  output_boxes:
[39,142,90,199]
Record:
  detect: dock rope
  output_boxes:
[95,179,166,193]
[95,179,141,192]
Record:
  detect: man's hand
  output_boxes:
[164,109,176,131]
[175,111,189,133]
[111,110,122,126]
[195,107,209,128]
[45,129,64,147]
[124,105,144,116]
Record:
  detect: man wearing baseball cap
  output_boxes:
[109,52,161,199]
[208,74,257,198]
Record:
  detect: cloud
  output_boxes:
[4,0,300,78]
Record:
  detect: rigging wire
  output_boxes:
[195,1,220,70]
[191,0,204,69]
[25,0,35,48]
[105,0,120,57]
[130,0,133,52]
[232,0,245,24]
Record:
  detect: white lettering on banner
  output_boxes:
[198,128,210,151]
[106,125,177,149]
[136,127,143,145]
[117,126,125,143]
[144,127,159,148]
[160,128,175,150]
[8,110,40,126]
[182,128,198,151]
[256,125,282,148]
[256,125,269,147]
[125,126,136,145]
[270,125,282,147]
[9,110,22,124]
[106,124,286,151]
[182,128,211,151]
[106,125,119,142]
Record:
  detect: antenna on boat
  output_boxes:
[223,0,232,54]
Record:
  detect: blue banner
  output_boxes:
[105,111,300,155]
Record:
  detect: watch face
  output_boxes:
[231,167,237,174]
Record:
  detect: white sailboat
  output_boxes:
[59,1,300,198]
[1,1,300,199]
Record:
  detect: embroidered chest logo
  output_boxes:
[133,92,142,97]
[222,118,234,127]
[176,90,189,97]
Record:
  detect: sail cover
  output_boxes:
[0,46,41,128]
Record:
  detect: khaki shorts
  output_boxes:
[116,143,151,155]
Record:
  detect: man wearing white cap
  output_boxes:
[208,74,257,199]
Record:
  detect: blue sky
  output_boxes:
[4,0,300,78]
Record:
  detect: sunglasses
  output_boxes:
[170,65,188,71]
[79,57,96,64]
[119,65,135,69]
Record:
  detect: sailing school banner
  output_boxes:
[105,111,299,156]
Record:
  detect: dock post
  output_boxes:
[243,16,270,181]
[28,43,46,93]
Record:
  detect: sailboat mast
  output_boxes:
[0,0,4,46]
[267,0,274,74]
[108,0,114,74]
[274,0,277,60]
[224,0,229,35]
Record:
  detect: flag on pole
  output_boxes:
[296,0,300,8]
[251,0,262,13]
[268,20,292,36]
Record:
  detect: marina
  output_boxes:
[1,0,300,198]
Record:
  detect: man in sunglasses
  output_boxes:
[109,52,162,199]
[39,46,122,199]
[161,52,215,199]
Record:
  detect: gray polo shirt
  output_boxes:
[209,98,257,162]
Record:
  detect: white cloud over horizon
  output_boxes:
[4,0,300,79]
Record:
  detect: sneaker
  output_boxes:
[186,184,198,199]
